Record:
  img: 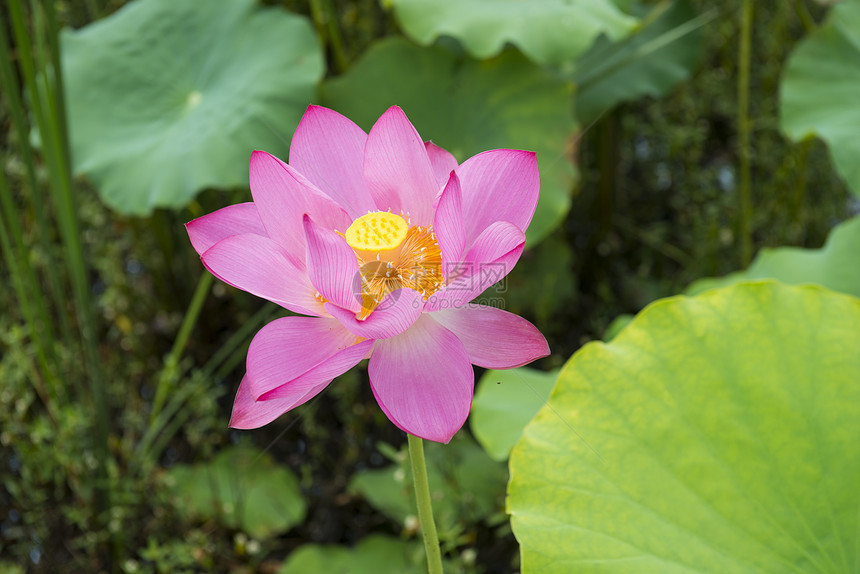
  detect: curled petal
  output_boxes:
[425,141,458,190]
[369,315,473,443]
[364,106,437,226]
[290,106,376,218]
[456,149,539,246]
[246,316,358,399]
[229,374,330,430]
[433,171,466,272]
[425,221,525,311]
[259,339,373,400]
[186,202,265,255]
[325,288,423,339]
[201,233,323,316]
[249,150,351,266]
[431,305,549,369]
[304,215,362,313]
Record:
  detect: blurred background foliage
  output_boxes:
[0,0,857,572]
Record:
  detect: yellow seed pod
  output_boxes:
[345,212,408,252]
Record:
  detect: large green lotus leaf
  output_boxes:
[470,367,559,461]
[321,38,577,245]
[388,0,635,65]
[62,0,323,215]
[165,446,306,539]
[687,215,860,299]
[348,434,507,535]
[573,0,705,125]
[278,535,424,574]
[781,0,860,196]
[602,313,634,341]
[508,282,860,573]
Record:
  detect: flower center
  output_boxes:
[344,211,408,253]
[344,212,443,318]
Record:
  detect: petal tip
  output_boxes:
[227,415,246,430]
[299,104,338,123]
[249,149,285,171]
[408,429,457,444]
[228,404,261,431]
[378,105,412,126]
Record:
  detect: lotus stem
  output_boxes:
[408,434,444,574]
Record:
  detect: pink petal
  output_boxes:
[259,338,373,400]
[424,221,525,311]
[431,305,549,368]
[364,106,438,226]
[368,314,473,443]
[303,215,363,313]
[201,233,323,316]
[246,316,359,399]
[249,150,352,266]
[433,171,465,272]
[186,202,266,255]
[229,374,331,429]
[456,149,539,246]
[289,106,377,218]
[324,288,423,340]
[425,141,458,189]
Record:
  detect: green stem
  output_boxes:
[9,0,112,551]
[10,0,102,398]
[146,379,225,472]
[136,373,205,473]
[41,0,73,175]
[0,16,66,367]
[407,434,443,574]
[737,0,753,267]
[150,271,213,424]
[792,0,816,33]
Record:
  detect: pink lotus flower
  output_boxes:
[186,105,549,443]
